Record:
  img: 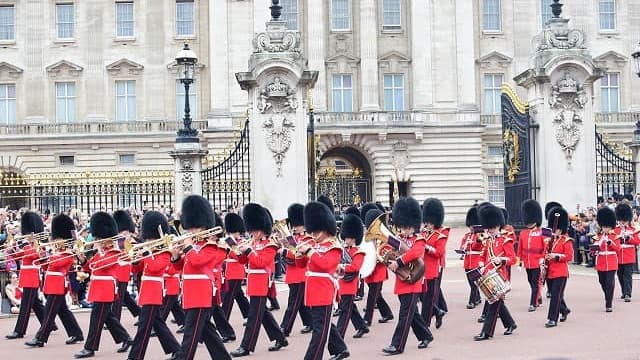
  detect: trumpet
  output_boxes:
[34,239,86,266]
[271,219,296,250]
[0,231,49,252]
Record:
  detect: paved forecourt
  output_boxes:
[1,228,640,359]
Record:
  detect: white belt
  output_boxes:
[466,251,482,255]
[46,271,64,276]
[305,271,339,306]
[225,259,239,263]
[118,261,129,266]
[182,274,210,280]
[21,265,39,270]
[620,244,635,248]
[141,276,164,282]
[163,274,180,278]
[212,269,220,273]
[247,269,268,274]
[598,251,617,255]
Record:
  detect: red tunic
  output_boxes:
[421,230,446,280]
[338,246,364,296]
[212,246,227,306]
[394,234,426,295]
[480,233,516,281]
[517,227,546,269]
[437,226,450,269]
[86,249,120,302]
[224,236,246,281]
[164,261,182,296]
[116,262,132,283]
[238,237,277,297]
[302,238,342,306]
[43,250,73,295]
[461,232,483,270]
[614,225,640,265]
[181,241,220,309]
[284,232,313,284]
[14,245,41,288]
[138,251,171,306]
[546,235,574,279]
[595,231,620,272]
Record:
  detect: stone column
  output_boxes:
[410,0,432,111]
[143,1,165,121]
[306,0,327,111]
[455,0,477,118]
[207,0,232,127]
[23,0,45,123]
[169,141,208,213]
[359,0,380,111]
[627,127,640,194]
[85,0,106,122]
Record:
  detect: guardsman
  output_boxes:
[460,206,482,309]
[159,221,185,334]
[221,213,250,323]
[614,203,639,302]
[25,214,83,347]
[75,212,133,358]
[474,204,517,341]
[209,212,237,343]
[127,211,181,360]
[336,213,369,339]
[421,198,448,329]
[170,195,231,360]
[231,203,288,357]
[382,197,432,355]
[544,207,572,328]
[297,201,350,360]
[518,199,546,311]
[279,203,313,336]
[112,210,141,322]
[5,212,48,340]
[594,207,619,312]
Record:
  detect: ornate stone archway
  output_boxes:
[318,146,373,206]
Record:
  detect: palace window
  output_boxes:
[483,0,501,32]
[176,80,197,121]
[382,0,401,29]
[116,1,134,37]
[119,154,135,165]
[332,74,353,112]
[541,0,553,27]
[176,0,194,36]
[383,74,404,111]
[59,155,75,166]
[331,0,350,31]
[0,84,16,125]
[280,0,298,30]
[599,0,616,31]
[488,175,505,203]
[601,73,619,112]
[488,145,503,157]
[115,80,136,121]
[55,82,76,123]
[56,3,74,39]
[0,5,14,41]
[483,73,504,114]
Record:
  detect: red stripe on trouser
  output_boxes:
[18,288,35,334]
[368,283,380,320]
[488,302,500,336]
[223,282,237,319]
[91,304,107,350]
[552,278,567,320]
[312,306,330,360]
[40,296,59,340]
[398,294,417,351]
[186,308,203,360]
[340,297,351,337]
[135,306,155,359]
[248,297,265,351]
[285,284,302,331]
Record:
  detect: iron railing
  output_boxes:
[595,126,635,198]
[317,175,372,207]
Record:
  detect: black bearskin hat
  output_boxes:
[615,203,633,222]
[141,211,170,241]
[364,209,384,228]
[375,203,386,212]
[501,208,509,223]
[522,199,543,227]
[317,195,334,215]
[113,210,135,233]
[304,201,337,236]
[597,207,617,229]
[422,198,444,227]
[547,206,569,233]
[243,203,272,234]
[89,212,118,239]
[545,201,563,219]
[224,213,245,234]
[180,195,215,230]
[340,214,364,245]
[344,206,360,217]
[214,213,223,229]
[51,214,75,240]
[479,204,505,229]
[287,203,305,227]
[20,211,44,235]
[392,197,422,230]
[465,207,479,227]
[360,203,379,220]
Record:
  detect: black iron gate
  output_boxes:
[317,168,372,207]
[501,85,532,229]
[595,126,635,199]
[201,118,251,210]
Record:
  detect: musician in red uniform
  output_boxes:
[382,197,432,355]
[474,204,517,341]
[112,210,141,322]
[544,207,573,328]
[231,203,287,357]
[160,251,185,333]
[296,201,350,360]
[170,195,231,360]
[74,212,133,358]
[25,214,83,347]
[5,212,48,340]
[279,203,313,336]
[361,207,394,326]
[336,214,369,339]
[127,211,181,360]
[420,197,447,329]
[594,207,620,312]
[614,203,640,302]
[460,206,482,309]
[221,213,250,323]
[518,199,546,311]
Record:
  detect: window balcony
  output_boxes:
[480,114,501,125]
[314,111,420,127]
[595,112,640,124]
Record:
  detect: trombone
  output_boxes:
[0,231,49,252]
[34,239,86,266]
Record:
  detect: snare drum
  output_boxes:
[465,267,483,282]
[476,269,510,304]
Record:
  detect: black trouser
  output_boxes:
[465,271,481,305]
[177,308,230,360]
[547,277,569,322]
[240,296,285,352]
[598,270,616,308]
[436,270,448,313]
[221,279,249,320]
[336,294,367,337]
[481,300,509,328]
[113,281,141,320]
[481,299,515,337]
[304,305,347,360]
[161,295,185,326]
[421,278,439,327]
[363,282,393,323]
[357,279,365,298]
[128,304,181,359]
[83,302,130,351]
[526,268,542,306]
[211,305,235,338]
[280,282,312,335]
[13,287,46,335]
[391,293,432,353]
[617,263,634,298]
[35,294,82,343]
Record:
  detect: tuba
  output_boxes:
[364,214,425,284]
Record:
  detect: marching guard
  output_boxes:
[221,213,250,322]
[614,203,639,302]
[420,198,447,329]
[543,206,572,327]
[112,210,141,321]
[594,207,619,312]
[518,199,546,311]
[460,206,482,309]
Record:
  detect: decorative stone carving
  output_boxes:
[181,172,193,194]
[181,159,193,171]
[45,60,83,78]
[106,58,144,76]
[0,62,24,81]
[262,114,295,177]
[533,18,585,51]
[257,77,298,114]
[548,71,587,163]
[391,141,410,180]
[253,23,301,56]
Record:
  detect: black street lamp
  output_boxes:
[176,43,198,142]
[632,42,640,79]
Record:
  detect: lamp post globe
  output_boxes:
[176,43,198,141]
[632,42,640,79]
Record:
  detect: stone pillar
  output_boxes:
[455,0,477,116]
[207,0,232,127]
[359,0,379,111]
[627,126,640,194]
[85,0,106,122]
[410,0,432,111]
[143,1,165,121]
[24,0,45,123]
[306,0,327,111]
[169,141,208,213]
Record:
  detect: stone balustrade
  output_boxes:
[314,111,421,127]
[0,119,210,136]
[595,112,640,124]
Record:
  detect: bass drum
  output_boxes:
[359,240,377,279]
